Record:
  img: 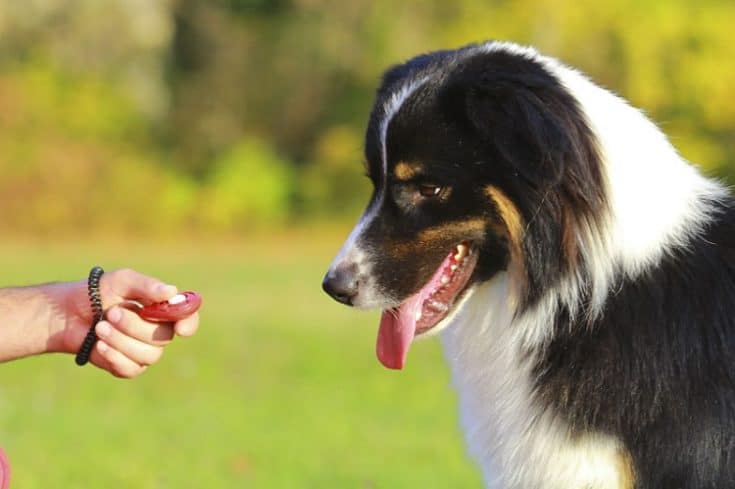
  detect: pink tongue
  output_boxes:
[376,295,422,370]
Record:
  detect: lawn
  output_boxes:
[0,232,482,488]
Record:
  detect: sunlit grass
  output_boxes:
[0,233,482,488]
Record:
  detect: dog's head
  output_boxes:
[323,43,606,369]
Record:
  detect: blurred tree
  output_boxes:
[200,137,294,230]
[298,125,368,219]
[0,0,173,121]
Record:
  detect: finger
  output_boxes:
[107,306,175,346]
[64,318,148,374]
[87,343,113,372]
[102,268,178,304]
[174,312,200,337]
[95,321,164,367]
[95,340,148,379]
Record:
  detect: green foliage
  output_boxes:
[298,126,371,218]
[0,59,198,234]
[0,0,734,235]
[201,138,294,230]
[6,60,144,142]
[94,155,200,234]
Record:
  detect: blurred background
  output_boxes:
[0,0,733,487]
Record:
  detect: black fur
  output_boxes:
[362,45,606,307]
[536,200,735,488]
[438,49,606,306]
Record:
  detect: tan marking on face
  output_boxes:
[561,207,580,270]
[385,219,486,260]
[486,185,526,292]
[616,449,636,489]
[393,161,422,181]
[485,186,524,247]
[416,219,486,244]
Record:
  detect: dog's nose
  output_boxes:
[322,263,359,306]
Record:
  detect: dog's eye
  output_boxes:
[418,184,442,198]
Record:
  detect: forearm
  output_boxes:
[0,282,84,362]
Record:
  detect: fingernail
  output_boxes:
[97,340,108,353]
[157,284,178,297]
[107,307,122,323]
[96,322,111,337]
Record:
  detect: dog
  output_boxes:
[322,41,735,489]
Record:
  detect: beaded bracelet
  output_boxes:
[74,266,105,366]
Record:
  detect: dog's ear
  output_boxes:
[440,53,585,189]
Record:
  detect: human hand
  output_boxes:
[49,268,200,378]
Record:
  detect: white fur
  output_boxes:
[327,200,383,308]
[541,49,726,314]
[327,77,429,309]
[442,276,629,489]
[379,77,429,182]
[440,41,728,488]
[477,41,727,317]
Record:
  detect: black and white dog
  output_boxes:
[322,41,735,489]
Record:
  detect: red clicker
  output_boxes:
[138,291,202,322]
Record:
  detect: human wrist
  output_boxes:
[43,280,88,355]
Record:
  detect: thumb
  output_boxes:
[102,268,178,305]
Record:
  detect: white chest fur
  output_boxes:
[440,274,632,489]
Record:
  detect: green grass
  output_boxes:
[0,234,482,488]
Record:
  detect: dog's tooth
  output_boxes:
[426,299,449,313]
[450,264,458,272]
[455,243,468,260]
[415,310,422,321]
[441,276,450,285]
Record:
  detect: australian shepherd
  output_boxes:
[322,41,735,489]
